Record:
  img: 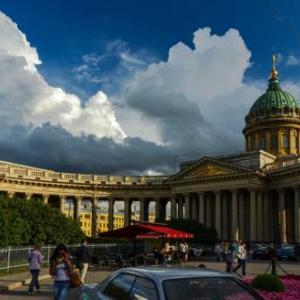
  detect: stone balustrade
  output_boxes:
[0,160,169,185]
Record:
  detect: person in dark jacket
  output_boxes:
[75,239,90,283]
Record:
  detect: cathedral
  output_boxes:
[0,56,299,243]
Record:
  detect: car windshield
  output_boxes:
[163,277,260,300]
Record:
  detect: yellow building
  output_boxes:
[62,204,156,236]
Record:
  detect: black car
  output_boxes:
[252,246,274,260]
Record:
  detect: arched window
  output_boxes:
[260,136,266,150]
[283,134,289,149]
[271,134,278,149]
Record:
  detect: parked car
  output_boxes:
[252,246,274,260]
[277,245,300,261]
[66,266,263,300]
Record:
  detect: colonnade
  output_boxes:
[3,186,300,242]
[171,187,300,243]
[3,192,171,237]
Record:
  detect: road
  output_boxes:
[1,260,299,300]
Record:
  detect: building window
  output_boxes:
[271,134,278,149]
[260,136,266,150]
[283,134,289,149]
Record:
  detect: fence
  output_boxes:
[0,243,138,273]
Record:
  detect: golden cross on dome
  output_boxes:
[270,54,278,80]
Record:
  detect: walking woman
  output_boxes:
[50,244,72,300]
[28,245,43,295]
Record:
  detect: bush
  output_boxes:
[251,274,284,292]
[0,196,84,247]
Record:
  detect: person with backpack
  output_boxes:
[28,245,43,295]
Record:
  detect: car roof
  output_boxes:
[117,266,233,282]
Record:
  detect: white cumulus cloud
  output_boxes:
[124,27,261,153]
[0,11,126,142]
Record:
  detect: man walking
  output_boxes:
[233,241,247,276]
[28,245,43,295]
[75,239,90,283]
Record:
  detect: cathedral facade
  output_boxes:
[0,58,299,243]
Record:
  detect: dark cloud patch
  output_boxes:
[0,122,174,175]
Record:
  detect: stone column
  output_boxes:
[124,198,131,226]
[191,196,198,220]
[206,194,212,228]
[263,191,270,241]
[74,196,81,220]
[140,199,146,221]
[215,191,221,239]
[250,190,257,241]
[91,198,97,238]
[222,193,229,241]
[294,186,300,243]
[256,191,263,241]
[26,193,32,200]
[178,197,184,219]
[278,188,287,243]
[171,195,177,219]
[184,194,190,219]
[155,198,161,222]
[42,195,49,205]
[108,198,114,231]
[238,192,245,240]
[198,192,205,224]
[231,189,239,241]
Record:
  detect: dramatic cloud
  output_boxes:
[0,12,282,174]
[124,28,261,154]
[0,12,125,142]
[0,121,173,174]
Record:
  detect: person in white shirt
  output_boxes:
[233,241,247,276]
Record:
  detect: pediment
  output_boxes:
[168,157,252,182]
[186,162,233,178]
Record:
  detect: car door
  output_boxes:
[129,276,159,300]
[101,272,136,300]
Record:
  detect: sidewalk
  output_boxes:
[0,270,51,291]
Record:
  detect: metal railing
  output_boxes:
[0,243,136,273]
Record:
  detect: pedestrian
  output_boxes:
[179,240,186,263]
[75,239,90,283]
[28,245,43,295]
[233,241,247,276]
[50,244,73,300]
[224,247,233,273]
[231,240,238,264]
[184,240,189,262]
[214,241,222,262]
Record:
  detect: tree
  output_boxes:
[167,218,218,244]
[0,196,84,247]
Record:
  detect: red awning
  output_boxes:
[99,223,194,239]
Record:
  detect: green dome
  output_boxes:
[249,78,299,114]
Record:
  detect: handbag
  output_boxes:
[69,268,82,288]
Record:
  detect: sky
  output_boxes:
[0,0,300,174]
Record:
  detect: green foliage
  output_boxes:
[166,218,218,244]
[251,274,284,292]
[0,196,84,247]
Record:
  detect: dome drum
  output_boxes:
[244,57,300,156]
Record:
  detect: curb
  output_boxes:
[0,273,51,291]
